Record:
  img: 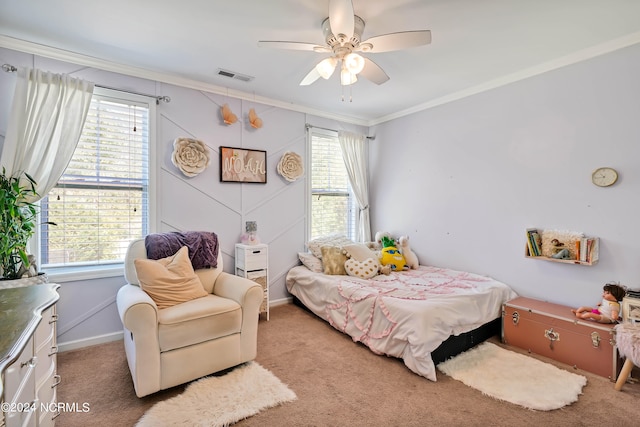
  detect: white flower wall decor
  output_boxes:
[171,137,211,177]
[277,151,304,182]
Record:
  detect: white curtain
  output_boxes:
[1,67,94,201]
[338,130,371,242]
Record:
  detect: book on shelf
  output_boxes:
[579,237,586,262]
[525,228,541,256]
[586,237,598,263]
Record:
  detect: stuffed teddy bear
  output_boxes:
[398,236,419,269]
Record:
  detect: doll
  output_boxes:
[571,283,626,323]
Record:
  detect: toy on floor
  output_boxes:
[398,235,419,269]
[571,283,627,323]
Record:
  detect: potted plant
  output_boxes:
[0,167,41,282]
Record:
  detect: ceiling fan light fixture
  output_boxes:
[344,53,365,74]
[316,57,338,79]
[340,66,357,85]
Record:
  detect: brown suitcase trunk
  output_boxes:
[502,296,622,380]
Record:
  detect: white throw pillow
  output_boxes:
[345,258,379,279]
[307,234,354,259]
[298,252,324,273]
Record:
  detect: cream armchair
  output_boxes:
[116,237,263,397]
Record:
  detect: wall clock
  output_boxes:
[591,167,618,187]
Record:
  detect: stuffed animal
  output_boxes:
[374,231,392,249]
[398,236,419,269]
[378,264,391,275]
[379,246,407,271]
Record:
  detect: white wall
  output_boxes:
[369,43,640,308]
[0,46,365,349]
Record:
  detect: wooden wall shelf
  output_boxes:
[525,228,599,266]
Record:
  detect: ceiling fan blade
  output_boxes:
[359,57,389,85]
[329,0,355,40]
[360,30,432,53]
[300,67,322,86]
[258,41,329,52]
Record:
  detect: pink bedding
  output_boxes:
[285,265,518,380]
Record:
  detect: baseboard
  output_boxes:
[270,296,293,307]
[58,331,123,353]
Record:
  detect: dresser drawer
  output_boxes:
[3,339,37,427]
[4,339,36,402]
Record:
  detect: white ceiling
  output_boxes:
[1,0,640,125]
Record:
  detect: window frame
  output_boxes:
[306,128,356,242]
[37,87,157,282]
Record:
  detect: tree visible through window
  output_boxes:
[39,89,150,267]
[309,129,355,240]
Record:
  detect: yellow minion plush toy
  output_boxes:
[379,236,407,271]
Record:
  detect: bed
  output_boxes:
[286,263,518,381]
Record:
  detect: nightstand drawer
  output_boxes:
[237,248,267,270]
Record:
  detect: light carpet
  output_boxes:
[136,362,296,427]
[437,342,587,411]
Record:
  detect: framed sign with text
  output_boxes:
[220,146,267,183]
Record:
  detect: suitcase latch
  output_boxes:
[512,311,519,325]
[591,331,601,348]
[544,328,559,349]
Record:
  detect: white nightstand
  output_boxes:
[235,243,269,320]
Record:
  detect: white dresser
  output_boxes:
[235,243,269,320]
[0,284,60,427]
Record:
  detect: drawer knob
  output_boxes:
[49,313,59,324]
[21,355,38,368]
[52,374,62,388]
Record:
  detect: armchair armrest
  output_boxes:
[117,283,158,330]
[116,284,161,397]
[213,272,263,308]
[213,272,263,361]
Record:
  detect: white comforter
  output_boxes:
[285,265,518,381]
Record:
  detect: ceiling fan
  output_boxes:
[258,0,431,87]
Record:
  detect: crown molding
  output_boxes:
[0,35,370,127]
[370,31,640,126]
[3,32,640,128]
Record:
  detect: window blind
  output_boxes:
[310,131,355,240]
[40,93,149,267]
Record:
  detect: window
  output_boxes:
[308,129,356,240]
[39,88,153,269]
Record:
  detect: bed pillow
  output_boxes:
[345,258,379,279]
[320,246,348,275]
[134,246,208,309]
[298,252,324,273]
[307,234,354,259]
[343,243,379,263]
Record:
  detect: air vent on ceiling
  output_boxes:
[216,68,254,82]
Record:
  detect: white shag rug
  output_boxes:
[437,342,587,411]
[137,362,297,427]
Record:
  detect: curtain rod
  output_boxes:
[2,63,171,105]
[305,123,375,140]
